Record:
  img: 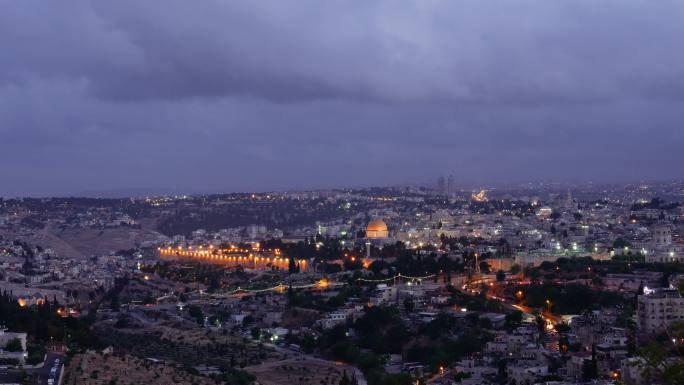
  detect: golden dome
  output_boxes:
[366,219,389,238]
[367,219,388,232]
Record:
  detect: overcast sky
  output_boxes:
[1,1,683,196]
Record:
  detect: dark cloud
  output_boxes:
[1,0,683,196]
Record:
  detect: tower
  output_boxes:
[447,175,455,194]
[437,176,446,194]
[652,224,672,249]
[564,189,574,209]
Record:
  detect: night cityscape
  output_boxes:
[1,2,684,385]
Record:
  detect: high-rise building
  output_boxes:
[447,174,455,194]
[436,176,446,194]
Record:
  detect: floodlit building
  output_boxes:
[366,219,389,239]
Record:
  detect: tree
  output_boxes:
[114,314,130,329]
[288,256,298,274]
[581,348,598,382]
[110,293,120,311]
[339,371,350,385]
[339,370,359,385]
[637,324,684,385]
[250,327,261,340]
[4,338,23,352]
[496,270,506,282]
[523,266,540,281]
[403,298,415,313]
[554,323,570,333]
[505,311,523,329]
[535,316,546,345]
[613,238,631,249]
[510,264,521,275]
[208,276,221,292]
[188,305,204,325]
[539,261,555,271]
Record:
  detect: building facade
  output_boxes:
[637,288,684,336]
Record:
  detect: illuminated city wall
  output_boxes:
[158,246,308,271]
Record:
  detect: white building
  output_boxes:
[646,224,684,263]
[370,284,397,306]
[321,312,347,329]
[507,361,548,384]
[0,328,28,365]
[637,288,684,336]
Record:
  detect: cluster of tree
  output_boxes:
[142,262,230,292]
[3,337,23,351]
[213,367,256,385]
[316,306,489,385]
[514,282,624,314]
[102,276,130,311]
[188,305,204,325]
[271,236,473,277]
[404,332,483,371]
[0,289,95,348]
[338,371,359,385]
[637,326,684,385]
[631,197,679,212]
[533,257,684,282]
[286,286,365,312]
[447,287,503,313]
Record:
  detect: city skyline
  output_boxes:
[3,176,684,199]
[3,2,684,383]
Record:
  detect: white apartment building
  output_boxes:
[637,288,684,336]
